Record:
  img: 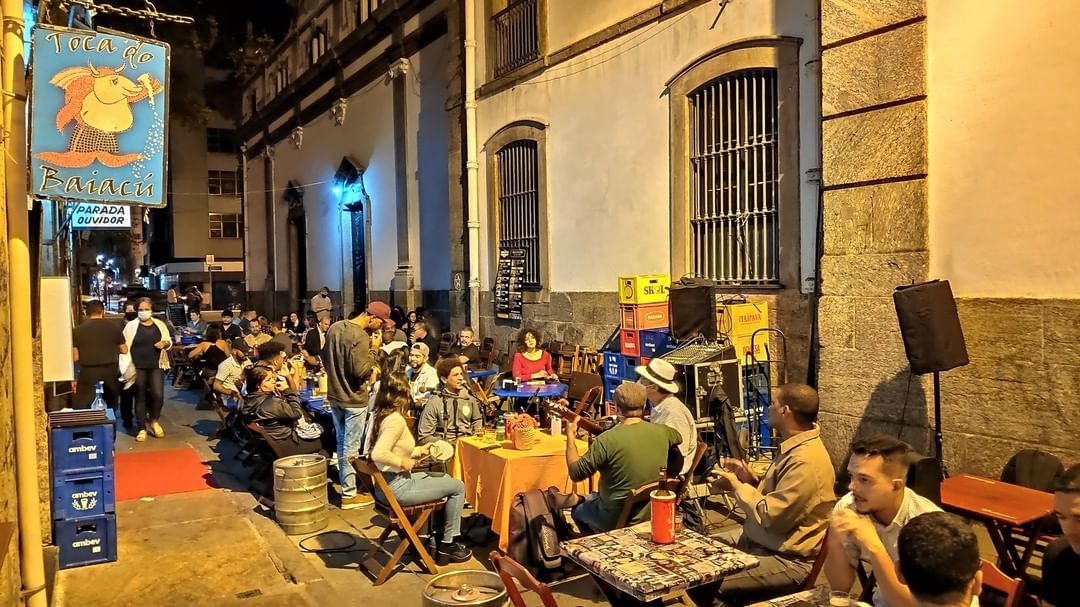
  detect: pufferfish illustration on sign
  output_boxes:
[30,25,170,207]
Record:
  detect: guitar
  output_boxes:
[544,399,608,436]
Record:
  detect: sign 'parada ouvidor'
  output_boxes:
[29,24,170,207]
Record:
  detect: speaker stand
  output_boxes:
[933,371,949,478]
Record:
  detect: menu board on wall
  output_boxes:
[494,247,526,321]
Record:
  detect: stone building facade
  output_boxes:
[816,0,1080,474]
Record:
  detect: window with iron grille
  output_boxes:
[490,0,541,78]
[208,170,242,197]
[495,140,542,288]
[209,213,243,239]
[274,62,290,94]
[688,68,779,286]
[206,128,238,154]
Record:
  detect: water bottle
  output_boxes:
[91,381,107,411]
[495,414,506,442]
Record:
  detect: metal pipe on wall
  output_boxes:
[464,0,481,328]
[1,0,48,604]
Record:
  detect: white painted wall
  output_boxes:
[928,0,1080,297]
[414,39,453,291]
[475,0,820,292]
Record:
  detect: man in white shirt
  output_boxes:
[406,342,438,403]
[825,436,941,607]
[636,358,697,476]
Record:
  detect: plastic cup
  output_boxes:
[828,591,851,607]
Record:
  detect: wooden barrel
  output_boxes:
[273,454,329,535]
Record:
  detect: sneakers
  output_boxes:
[149,421,165,438]
[437,541,472,565]
[135,430,148,442]
[340,493,374,510]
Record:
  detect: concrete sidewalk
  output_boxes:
[53,386,609,606]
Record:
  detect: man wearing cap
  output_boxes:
[406,342,439,403]
[323,300,391,509]
[637,358,697,476]
[565,382,683,534]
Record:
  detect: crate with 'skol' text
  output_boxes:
[617,274,671,305]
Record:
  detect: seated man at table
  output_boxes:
[565,382,682,534]
[447,326,483,370]
[406,343,439,403]
[184,310,208,336]
[220,309,243,342]
[416,358,484,445]
[699,383,836,604]
[244,317,271,350]
[1043,463,1080,607]
[897,512,983,607]
[213,341,252,401]
[268,321,295,351]
[825,436,940,607]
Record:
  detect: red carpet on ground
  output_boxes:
[115,446,217,501]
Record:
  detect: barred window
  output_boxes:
[208,170,241,196]
[274,62,290,94]
[490,0,541,78]
[206,128,238,154]
[495,140,541,288]
[689,69,779,286]
[209,213,243,239]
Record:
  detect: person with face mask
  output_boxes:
[123,298,173,442]
[311,286,333,322]
[825,436,942,607]
[239,362,331,457]
[416,358,484,445]
[117,302,139,429]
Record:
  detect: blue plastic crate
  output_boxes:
[621,356,641,380]
[603,376,621,402]
[639,329,675,358]
[603,352,622,379]
[55,514,117,569]
[51,423,114,476]
[53,470,115,520]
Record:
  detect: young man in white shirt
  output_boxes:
[405,342,439,403]
[825,436,941,607]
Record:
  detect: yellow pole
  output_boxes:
[1,1,48,605]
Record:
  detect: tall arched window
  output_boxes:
[486,120,549,293]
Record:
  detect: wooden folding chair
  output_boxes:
[673,442,709,497]
[438,332,456,357]
[490,551,559,607]
[614,480,661,530]
[801,531,829,590]
[980,560,1023,607]
[350,457,443,585]
[245,423,285,499]
[479,337,496,369]
[168,349,195,388]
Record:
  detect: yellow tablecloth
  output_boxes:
[451,432,592,551]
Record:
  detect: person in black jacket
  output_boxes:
[241,363,332,457]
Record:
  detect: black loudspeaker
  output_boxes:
[893,280,969,375]
[907,454,944,506]
[669,277,718,341]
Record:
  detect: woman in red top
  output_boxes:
[511,329,557,382]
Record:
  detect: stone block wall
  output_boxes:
[817,0,1080,475]
[479,292,622,365]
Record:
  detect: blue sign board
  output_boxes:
[30,25,169,207]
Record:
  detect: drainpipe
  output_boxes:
[464,0,481,328]
[240,145,250,310]
[1,1,48,605]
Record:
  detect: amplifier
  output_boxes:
[666,358,740,421]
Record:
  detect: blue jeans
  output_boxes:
[377,471,466,542]
[330,402,367,498]
[571,492,610,534]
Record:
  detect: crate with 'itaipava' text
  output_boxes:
[53,470,116,521]
[55,514,117,569]
[51,423,115,476]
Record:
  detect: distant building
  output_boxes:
[147,43,245,311]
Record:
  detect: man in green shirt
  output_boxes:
[565,382,682,534]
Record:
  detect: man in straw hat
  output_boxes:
[637,358,697,476]
[565,382,683,534]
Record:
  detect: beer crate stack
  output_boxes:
[603,275,677,412]
[49,409,118,569]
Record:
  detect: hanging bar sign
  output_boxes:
[30,24,170,207]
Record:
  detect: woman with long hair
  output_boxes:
[240,363,331,457]
[187,324,230,372]
[366,372,472,564]
[123,297,172,441]
[401,310,418,343]
[511,328,556,382]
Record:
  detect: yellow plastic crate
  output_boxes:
[617,274,670,305]
[717,302,769,338]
